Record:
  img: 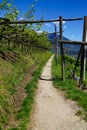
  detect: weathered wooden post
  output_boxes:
[72,46,82,78]
[54,24,58,65]
[79,16,87,88]
[59,16,65,80]
[83,16,87,80]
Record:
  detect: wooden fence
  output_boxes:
[0,16,87,88]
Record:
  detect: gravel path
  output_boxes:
[28,55,87,130]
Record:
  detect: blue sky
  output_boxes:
[1,0,87,41]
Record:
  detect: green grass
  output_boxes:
[8,52,52,130]
[52,57,87,120]
[0,47,52,130]
[0,50,36,128]
[76,110,83,116]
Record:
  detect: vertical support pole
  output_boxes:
[84,46,87,80]
[72,46,82,78]
[59,16,65,80]
[80,16,87,88]
[54,24,58,65]
[83,17,87,80]
[80,45,85,88]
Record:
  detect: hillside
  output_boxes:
[0,24,52,129]
[48,33,80,52]
[0,49,52,130]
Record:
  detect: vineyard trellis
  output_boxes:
[0,16,87,89]
[59,16,87,89]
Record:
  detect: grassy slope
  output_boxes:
[13,52,52,130]
[0,49,52,130]
[52,57,87,121]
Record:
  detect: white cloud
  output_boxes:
[36,31,43,34]
[53,20,66,26]
[71,34,74,38]
[70,34,75,40]
[45,23,51,27]
[64,25,67,29]
[63,21,66,24]
[53,21,59,26]
[20,17,24,20]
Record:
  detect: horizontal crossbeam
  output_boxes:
[59,40,87,45]
[0,17,83,25]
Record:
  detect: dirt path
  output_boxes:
[28,55,87,130]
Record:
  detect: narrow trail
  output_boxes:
[28,56,87,130]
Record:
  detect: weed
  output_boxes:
[9,52,52,130]
[76,110,83,116]
[52,57,87,121]
[0,48,52,129]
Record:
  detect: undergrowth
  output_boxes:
[7,51,52,130]
[0,47,52,130]
[52,57,87,120]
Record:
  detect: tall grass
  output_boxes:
[8,52,52,130]
[52,57,87,120]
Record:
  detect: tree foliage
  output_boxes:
[0,0,44,30]
[0,1,52,129]
[0,0,19,21]
[0,0,51,52]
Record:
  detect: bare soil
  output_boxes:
[28,55,87,130]
[7,64,38,129]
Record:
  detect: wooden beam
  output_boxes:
[0,17,83,25]
[59,40,87,45]
[63,18,83,21]
[0,19,59,25]
[59,16,65,80]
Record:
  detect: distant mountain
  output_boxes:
[47,33,80,52]
[47,33,69,42]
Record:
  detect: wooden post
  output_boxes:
[59,16,65,80]
[72,46,82,78]
[54,24,58,65]
[83,17,87,80]
[80,46,85,88]
[84,45,87,80]
[79,16,87,88]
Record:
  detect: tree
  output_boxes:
[0,0,44,32]
[5,6,19,21]
[0,0,19,21]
